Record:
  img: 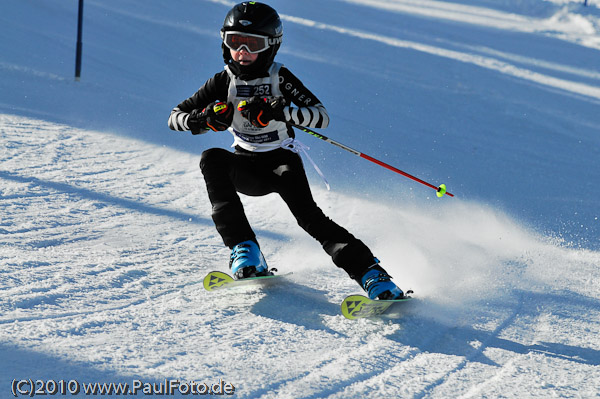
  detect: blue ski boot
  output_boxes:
[360,260,404,300]
[229,240,270,280]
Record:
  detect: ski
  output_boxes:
[341,291,413,320]
[203,270,292,291]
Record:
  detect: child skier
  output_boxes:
[168,2,405,300]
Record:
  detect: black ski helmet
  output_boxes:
[221,2,283,79]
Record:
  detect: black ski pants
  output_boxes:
[199,146,375,280]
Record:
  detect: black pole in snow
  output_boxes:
[75,0,84,81]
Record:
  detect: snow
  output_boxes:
[1,0,599,397]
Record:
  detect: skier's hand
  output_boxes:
[237,96,286,128]
[188,101,233,134]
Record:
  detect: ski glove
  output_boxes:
[187,101,233,134]
[237,96,286,128]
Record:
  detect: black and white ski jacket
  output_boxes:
[168,62,329,152]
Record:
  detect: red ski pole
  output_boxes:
[292,124,454,197]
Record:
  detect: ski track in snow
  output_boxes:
[1,114,599,398]
[280,14,600,101]
[337,0,600,49]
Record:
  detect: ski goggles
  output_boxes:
[221,31,273,54]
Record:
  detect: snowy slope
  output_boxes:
[1,0,600,398]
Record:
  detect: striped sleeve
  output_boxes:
[167,107,190,131]
[167,71,230,133]
[284,103,329,129]
[279,66,330,129]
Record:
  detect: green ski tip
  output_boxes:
[436,184,447,198]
